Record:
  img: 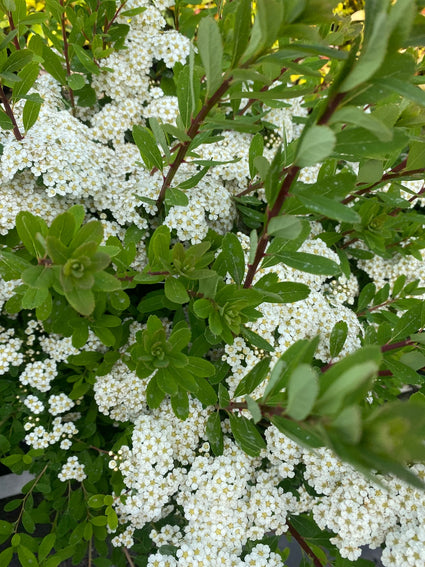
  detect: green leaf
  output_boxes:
[65,288,95,316]
[168,324,191,352]
[71,44,100,75]
[0,548,13,566]
[22,265,53,289]
[48,211,76,245]
[171,388,189,420]
[177,63,198,129]
[242,0,284,62]
[197,16,223,96]
[35,294,53,321]
[67,74,85,91]
[22,98,41,132]
[1,50,33,74]
[274,251,341,276]
[268,215,302,239]
[334,127,409,160]
[234,357,271,398]
[218,233,245,285]
[329,321,348,358]
[132,125,163,171]
[0,520,13,535]
[156,368,179,396]
[193,298,213,318]
[231,0,251,67]
[45,236,69,265]
[186,356,215,377]
[316,361,379,416]
[391,303,424,342]
[22,510,35,533]
[16,211,47,258]
[88,494,105,509]
[330,405,362,445]
[17,546,39,567]
[341,11,390,91]
[0,109,14,130]
[329,106,393,142]
[92,271,119,292]
[356,282,376,313]
[262,337,319,401]
[164,277,189,304]
[70,220,103,250]
[248,132,264,178]
[0,250,31,280]
[295,125,336,168]
[297,191,361,223]
[149,117,170,161]
[229,414,266,457]
[245,395,262,424]
[146,375,165,409]
[218,383,230,408]
[407,140,425,171]
[374,77,425,107]
[177,167,209,190]
[206,411,223,455]
[21,286,49,309]
[106,507,118,531]
[286,364,319,421]
[42,45,66,84]
[193,376,217,405]
[11,62,40,102]
[240,326,274,352]
[164,187,189,207]
[264,146,283,207]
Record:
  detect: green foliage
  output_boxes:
[2,0,425,565]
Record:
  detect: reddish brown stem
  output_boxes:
[287,521,327,567]
[357,298,397,317]
[243,165,300,288]
[59,0,75,114]
[237,66,288,116]
[104,0,127,35]
[156,76,233,209]
[342,166,425,205]
[122,547,136,567]
[7,13,20,50]
[0,84,23,140]
[242,86,347,288]
[381,338,415,353]
[317,92,346,126]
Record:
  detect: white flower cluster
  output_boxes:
[58,456,87,482]
[164,177,235,243]
[302,448,425,565]
[358,249,425,294]
[0,326,24,374]
[111,402,301,565]
[23,394,44,415]
[48,393,75,416]
[38,329,106,362]
[94,360,150,421]
[19,359,58,393]
[24,417,78,450]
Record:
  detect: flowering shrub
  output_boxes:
[1,0,425,565]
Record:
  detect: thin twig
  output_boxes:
[59,0,75,114]
[0,84,23,140]
[7,12,20,50]
[287,521,327,567]
[123,547,136,567]
[156,76,233,209]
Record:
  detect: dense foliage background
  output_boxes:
[1,0,425,565]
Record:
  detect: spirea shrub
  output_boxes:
[1,0,425,565]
